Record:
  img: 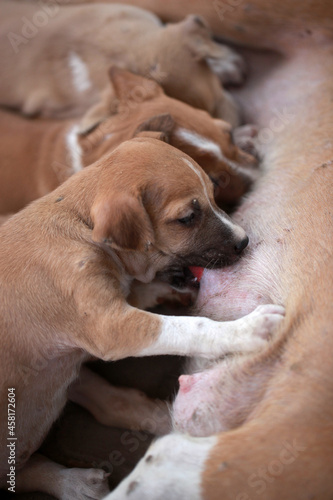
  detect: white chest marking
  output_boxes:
[68,51,92,93]
[176,128,224,161]
[66,125,83,174]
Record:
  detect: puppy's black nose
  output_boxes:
[234,235,249,254]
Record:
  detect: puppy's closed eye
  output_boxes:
[209,176,220,196]
[176,199,201,226]
[178,212,196,226]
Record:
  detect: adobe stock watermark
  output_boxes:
[7,0,70,54]
[7,388,16,493]
[236,438,307,500]
[213,0,243,21]
[92,404,170,475]
[16,345,66,387]
[257,106,296,146]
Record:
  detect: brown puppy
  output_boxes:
[0,137,284,497]
[0,68,257,216]
[1,1,242,123]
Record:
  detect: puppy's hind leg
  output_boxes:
[68,366,172,435]
[16,453,110,500]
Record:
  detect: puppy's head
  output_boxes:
[77,68,257,208]
[136,113,258,208]
[90,138,248,285]
[151,15,239,124]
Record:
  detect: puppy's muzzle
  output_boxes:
[158,233,249,291]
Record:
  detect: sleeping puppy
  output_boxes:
[1,1,242,123]
[0,137,284,498]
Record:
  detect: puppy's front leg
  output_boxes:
[139,304,285,358]
[78,299,284,361]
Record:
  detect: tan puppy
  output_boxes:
[94,0,333,53]
[0,68,257,216]
[0,137,284,498]
[1,1,243,123]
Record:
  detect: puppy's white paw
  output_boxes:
[207,46,246,85]
[240,304,286,346]
[59,467,110,500]
[233,124,259,157]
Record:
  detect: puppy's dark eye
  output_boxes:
[210,176,219,190]
[178,212,195,225]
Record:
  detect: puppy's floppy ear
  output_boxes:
[182,14,211,33]
[213,118,232,133]
[78,86,117,135]
[109,66,164,103]
[91,192,154,251]
[134,114,175,143]
[77,67,165,135]
[181,14,228,61]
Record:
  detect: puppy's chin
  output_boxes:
[156,266,199,291]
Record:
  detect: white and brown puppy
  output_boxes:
[1,1,242,123]
[0,137,284,498]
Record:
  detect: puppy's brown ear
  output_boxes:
[135,131,168,141]
[78,87,117,135]
[77,67,165,134]
[91,193,154,251]
[108,66,163,103]
[182,14,211,34]
[182,15,227,61]
[134,114,175,143]
[213,118,232,133]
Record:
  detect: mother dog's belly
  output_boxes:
[172,204,286,436]
[172,47,326,440]
[173,361,232,437]
[195,266,264,321]
[173,349,276,437]
[195,231,282,321]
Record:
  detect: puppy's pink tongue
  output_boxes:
[189,266,204,283]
